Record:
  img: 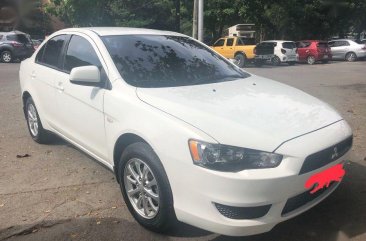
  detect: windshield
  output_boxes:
[102,35,249,88]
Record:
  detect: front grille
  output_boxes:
[299,136,352,174]
[214,203,271,219]
[281,182,336,216]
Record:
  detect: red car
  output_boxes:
[296,40,332,64]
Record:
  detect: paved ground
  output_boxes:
[0,61,365,241]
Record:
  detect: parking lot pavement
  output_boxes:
[0,61,365,241]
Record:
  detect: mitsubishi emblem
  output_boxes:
[331,147,339,159]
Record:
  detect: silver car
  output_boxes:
[328,39,366,61]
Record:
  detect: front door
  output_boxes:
[54,34,108,160]
[212,38,226,56]
[329,41,349,59]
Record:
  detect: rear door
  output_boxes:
[221,37,234,58]
[296,41,311,61]
[32,34,67,127]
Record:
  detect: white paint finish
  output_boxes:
[70,66,101,84]
[261,40,299,62]
[137,74,342,151]
[19,27,352,236]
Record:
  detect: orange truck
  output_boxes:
[211,36,256,67]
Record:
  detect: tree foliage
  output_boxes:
[45,0,366,42]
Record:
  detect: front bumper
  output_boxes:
[169,120,352,236]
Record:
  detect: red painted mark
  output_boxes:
[304,164,345,194]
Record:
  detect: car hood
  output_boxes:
[136,75,343,152]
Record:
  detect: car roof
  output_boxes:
[0,30,27,35]
[262,40,295,43]
[330,39,352,41]
[58,27,186,37]
[298,40,325,42]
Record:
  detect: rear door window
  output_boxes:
[282,42,296,49]
[37,35,66,68]
[226,38,234,46]
[6,34,30,44]
[333,41,350,47]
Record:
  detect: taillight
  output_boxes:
[254,47,257,54]
[11,41,23,47]
[281,48,286,54]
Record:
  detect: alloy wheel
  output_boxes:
[124,158,160,219]
[346,53,356,62]
[27,103,39,137]
[307,56,315,65]
[2,52,12,63]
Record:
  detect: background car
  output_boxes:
[254,40,298,66]
[328,39,366,61]
[31,39,42,50]
[0,30,34,63]
[296,40,332,64]
[211,36,256,68]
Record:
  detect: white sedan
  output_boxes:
[19,27,352,236]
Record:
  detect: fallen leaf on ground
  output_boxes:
[16,154,31,158]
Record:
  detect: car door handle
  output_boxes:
[56,82,64,92]
[30,72,36,79]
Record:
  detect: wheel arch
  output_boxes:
[345,51,357,60]
[113,133,149,182]
[0,47,13,53]
[234,51,246,57]
[22,91,32,115]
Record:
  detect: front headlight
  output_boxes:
[188,140,282,172]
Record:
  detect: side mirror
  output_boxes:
[70,66,102,87]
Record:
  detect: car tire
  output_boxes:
[306,55,316,65]
[1,50,13,63]
[345,52,357,62]
[25,97,52,144]
[234,53,246,68]
[271,56,281,66]
[118,142,177,233]
[288,61,296,66]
